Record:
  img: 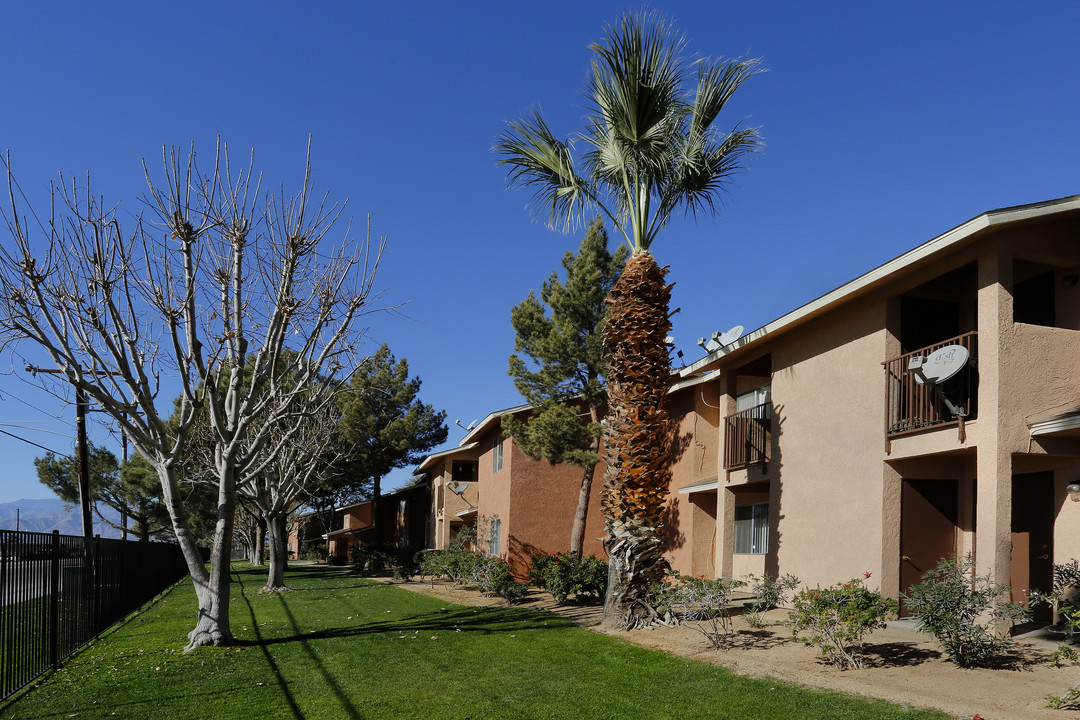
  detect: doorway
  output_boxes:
[1011,471,1054,622]
[900,479,958,615]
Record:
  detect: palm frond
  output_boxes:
[494,110,591,232]
[586,11,685,175]
[688,57,764,139]
[658,123,761,226]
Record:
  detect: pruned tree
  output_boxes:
[503,218,625,557]
[496,10,761,628]
[0,140,382,649]
[243,385,346,591]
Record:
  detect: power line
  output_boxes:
[0,427,62,455]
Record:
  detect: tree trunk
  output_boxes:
[599,251,673,630]
[569,423,602,558]
[263,513,289,591]
[181,463,237,650]
[252,519,265,566]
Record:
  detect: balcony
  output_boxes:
[724,403,770,470]
[883,331,977,437]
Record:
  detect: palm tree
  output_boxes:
[495,10,761,629]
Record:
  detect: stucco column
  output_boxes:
[717,487,734,578]
[974,245,1012,585]
[880,462,902,598]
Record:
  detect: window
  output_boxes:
[451,461,477,484]
[488,518,501,557]
[736,384,771,416]
[734,503,769,554]
[492,435,504,473]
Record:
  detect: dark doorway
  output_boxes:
[900,479,959,615]
[901,296,960,353]
[1011,471,1054,622]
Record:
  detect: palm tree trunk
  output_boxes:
[600,250,673,630]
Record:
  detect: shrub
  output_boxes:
[653,573,746,649]
[468,555,527,603]
[303,544,329,562]
[786,575,897,669]
[902,553,1027,668]
[350,544,422,581]
[528,552,607,604]
[743,572,799,628]
[1028,558,1080,638]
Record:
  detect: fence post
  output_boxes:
[93,535,102,638]
[49,531,60,670]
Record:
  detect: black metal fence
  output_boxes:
[0,530,189,701]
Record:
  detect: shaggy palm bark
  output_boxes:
[601,251,673,629]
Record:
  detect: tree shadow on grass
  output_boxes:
[232,569,571,719]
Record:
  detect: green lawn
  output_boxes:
[0,564,947,720]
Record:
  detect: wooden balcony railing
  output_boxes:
[883,331,978,437]
[724,403,770,470]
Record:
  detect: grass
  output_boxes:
[0,564,949,720]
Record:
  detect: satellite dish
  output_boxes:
[697,336,721,353]
[718,325,744,347]
[447,482,468,495]
[908,344,969,386]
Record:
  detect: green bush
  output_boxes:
[786,575,897,669]
[303,544,329,562]
[469,555,527,603]
[743,572,800,627]
[902,553,1027,668]
[350,543,422,581]
[528,552,607,604]
[653,573,746,649]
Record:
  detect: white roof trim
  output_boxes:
[455,507,478,518]
[460,403,532,446]
[417,442,479,472]
[677,479,719,495]
[682,195,1080,376]
[1029,410,1080,437]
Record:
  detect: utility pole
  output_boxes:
[25,365,95,544]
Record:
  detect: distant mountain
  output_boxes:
[0,498,124,538]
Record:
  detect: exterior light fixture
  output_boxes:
[1067,483,1080,502]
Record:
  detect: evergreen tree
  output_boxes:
[336,345,448,530]
[504,218,626,556]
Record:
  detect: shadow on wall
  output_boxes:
[508,535,551,580]
[765,404,785,579]
[661,425,695,552]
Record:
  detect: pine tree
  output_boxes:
[504,219,626,557]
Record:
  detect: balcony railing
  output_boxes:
[883,331,977,437]
[724,403,770,470]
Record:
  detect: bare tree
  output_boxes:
[241,385,346,592]
[0,140,382,649]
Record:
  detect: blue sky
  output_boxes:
[1,1,1078,505]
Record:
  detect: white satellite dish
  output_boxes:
[718,325,744,347]
[447,481,468,495]
[908,344,969,386]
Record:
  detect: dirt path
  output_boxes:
[376,576,1080,720]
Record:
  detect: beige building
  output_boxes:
[678,195,1080,612]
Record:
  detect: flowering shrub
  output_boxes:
[653,573,747,649]
[743,572,800,627]
[528,552,607,604]
[786,575,897,669]
[903,553,1027,668]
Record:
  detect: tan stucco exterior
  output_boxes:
[415,195,1080,605]
[683,197,1080,602]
